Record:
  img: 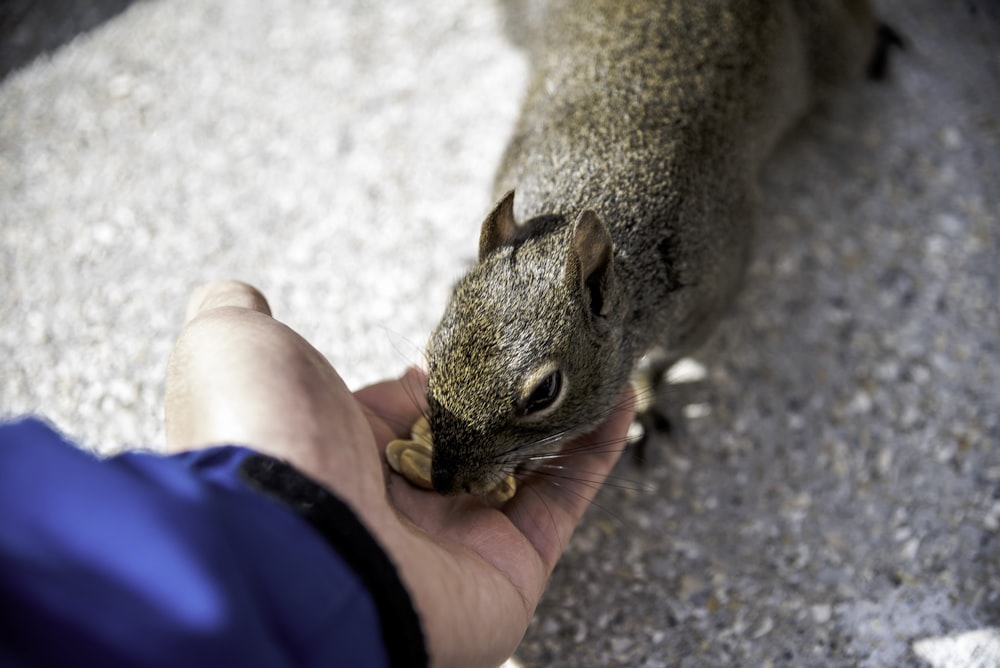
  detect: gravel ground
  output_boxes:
[1,1,997,666]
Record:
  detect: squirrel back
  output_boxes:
[425,0,878,496]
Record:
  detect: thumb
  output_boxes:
[184,280,272,322]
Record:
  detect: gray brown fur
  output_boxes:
[425,0,877,495]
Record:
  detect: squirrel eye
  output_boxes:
[522,369,563,416]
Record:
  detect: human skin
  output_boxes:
[164,280,633,668]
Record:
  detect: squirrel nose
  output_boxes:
[431,447,484,496]
[430,457,463,496]
[430,470,463,495]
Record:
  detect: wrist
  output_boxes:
[239,453,429,668]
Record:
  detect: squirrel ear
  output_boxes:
[567,210,614,318]
[478,190,518,261]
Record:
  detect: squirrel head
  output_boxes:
[425,190,631,496]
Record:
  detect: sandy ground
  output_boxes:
[2,1,998,666]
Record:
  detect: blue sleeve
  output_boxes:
[0,418,427,668]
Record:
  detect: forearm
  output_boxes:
[0,418,426,668]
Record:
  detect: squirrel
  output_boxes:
[423,0,885,496]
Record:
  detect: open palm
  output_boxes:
[165,281,632,668]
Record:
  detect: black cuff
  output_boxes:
[239,454,428,668]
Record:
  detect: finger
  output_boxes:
[164,306,281,452]
[503,387,635,574]
[354,366,428,442]
[185,280,271,322]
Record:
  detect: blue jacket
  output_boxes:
[0,418,427,668]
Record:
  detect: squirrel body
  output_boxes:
[425,0,878,495]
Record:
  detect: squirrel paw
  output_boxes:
[628,356,709,465]
[867,22,905,80]
[627,406,675,466]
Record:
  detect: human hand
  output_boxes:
[165,281,633,668]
